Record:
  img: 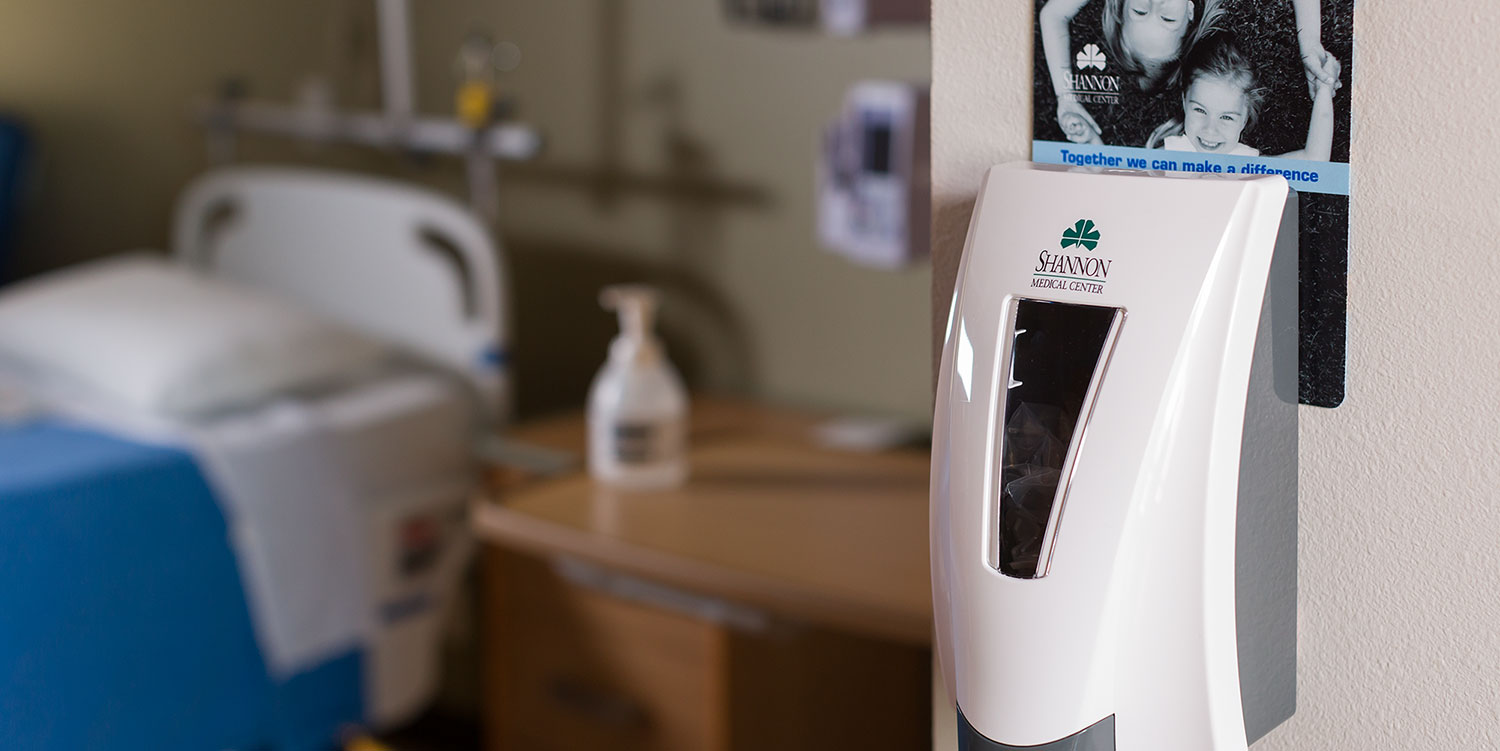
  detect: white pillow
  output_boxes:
[0,255,388,416]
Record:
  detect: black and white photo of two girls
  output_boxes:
[1036,0,1349,161]
[1031,0,1356,408]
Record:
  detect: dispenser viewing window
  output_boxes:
[994,299,1122,579]
[932,163,1298,751]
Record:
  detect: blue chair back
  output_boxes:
[0,117,30,282]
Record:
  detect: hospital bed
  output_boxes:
[0,167,509,751]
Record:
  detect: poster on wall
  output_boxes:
[1031,0,1354,407]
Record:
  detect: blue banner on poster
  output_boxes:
[1031,140,1350,196]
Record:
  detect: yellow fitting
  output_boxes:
[457,80,495,129]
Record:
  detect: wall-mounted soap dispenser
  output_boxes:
[932,163,1298,751]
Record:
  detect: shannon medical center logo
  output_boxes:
[1033,219,1111,295]
[1068,41,1120,104]
[1076,43,1107,71]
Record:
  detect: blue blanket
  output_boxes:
[0,420,363,751]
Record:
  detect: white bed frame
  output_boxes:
[172,166,510,419]
[170,166,507,729]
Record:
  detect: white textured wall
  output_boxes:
[931,2,1500,749]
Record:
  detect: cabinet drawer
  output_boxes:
[485,550,729,751]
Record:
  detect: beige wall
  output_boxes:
[0,1,336,275]
[932,2,1500,749]
[0,1,930,420]
[415,0,932,418]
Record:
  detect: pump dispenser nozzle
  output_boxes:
[588,284,689,490]
[600,285,661,362]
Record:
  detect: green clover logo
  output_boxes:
[1060,219,1101,251]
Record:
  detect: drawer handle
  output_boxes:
[547,677,648,729]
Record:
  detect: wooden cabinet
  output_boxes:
[475,400,933,751]
[483,549,930,751]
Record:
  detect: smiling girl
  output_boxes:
[1149,30,1334,160]
[1040,0,1340,144]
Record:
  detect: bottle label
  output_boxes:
[613,420,682,465]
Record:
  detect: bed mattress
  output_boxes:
[0,365,478,748]
[0,419,364,751]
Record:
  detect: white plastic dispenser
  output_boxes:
[931,163,1298,751]
[588,284,689,490]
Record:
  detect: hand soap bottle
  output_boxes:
[587,285,689,490]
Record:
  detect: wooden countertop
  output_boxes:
[471,399,933,645]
